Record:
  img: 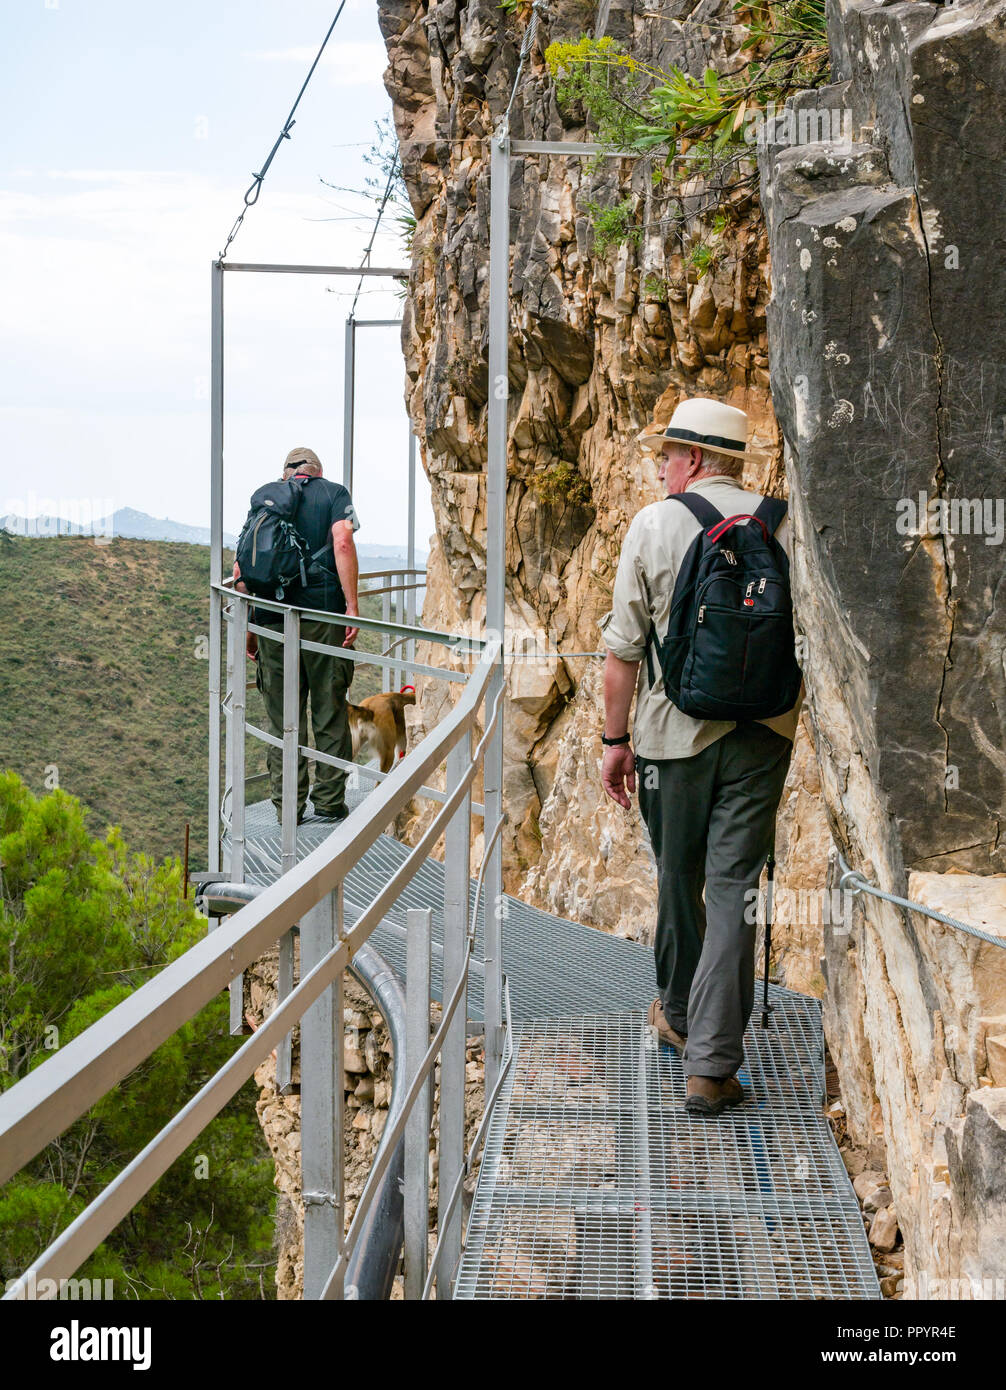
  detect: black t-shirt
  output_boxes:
[253,473,359,626]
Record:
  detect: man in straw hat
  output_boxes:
[599,398,801,1116]
[237,447,361,825]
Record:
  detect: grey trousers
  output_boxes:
[636,723,792,1079]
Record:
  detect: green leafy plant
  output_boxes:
[585,196,641,256]
[545,2,830,163]
[641,272,669,301]
[688,243,716,276]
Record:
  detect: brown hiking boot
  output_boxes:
[685,1074,745,1117]
[647,998,687,1050]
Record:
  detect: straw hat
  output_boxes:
[637,398,765,461]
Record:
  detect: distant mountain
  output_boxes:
[0,510,430,561]
[1,508,238,548]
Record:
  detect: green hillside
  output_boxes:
[0,535,385,864]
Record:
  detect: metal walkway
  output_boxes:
[238,795,880,1301]
[237,794,660,1023]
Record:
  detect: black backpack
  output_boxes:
[646,492,802,721]
[234,477,332,601]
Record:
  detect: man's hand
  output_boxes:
[342,606,359,648]
[246,632,258,660]
[601,744,636,810]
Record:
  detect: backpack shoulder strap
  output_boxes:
[753,494,787,536]
[667,491,723,531]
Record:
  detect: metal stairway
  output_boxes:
[240,795,881,1301]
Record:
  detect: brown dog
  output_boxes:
[347,686,416,773]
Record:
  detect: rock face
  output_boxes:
[375,0,1006,1299]
[759,0,1006,1297]
[379,0,784,905]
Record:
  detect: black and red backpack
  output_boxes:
[646,493,802,721]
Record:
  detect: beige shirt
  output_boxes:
[598,477,802,760]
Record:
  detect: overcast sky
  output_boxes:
[0,0,434,550]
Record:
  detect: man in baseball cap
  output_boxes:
[236,447,361,825]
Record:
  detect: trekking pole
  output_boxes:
[760,843,775,1029]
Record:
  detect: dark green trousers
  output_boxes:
[257,617,354,820]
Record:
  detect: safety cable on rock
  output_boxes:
[835,849,1006,950]
[218,3,347,262]
[500,0,549,141]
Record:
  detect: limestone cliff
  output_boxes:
[758,0,1006,1296]
[379,0,789,928]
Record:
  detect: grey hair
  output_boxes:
[697,446,744,480]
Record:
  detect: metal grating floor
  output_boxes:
[234,794,660,1022]
[454,1010,880,1300]
[236,793,880,1301]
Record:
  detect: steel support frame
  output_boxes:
[341,313,416,688]
[209,258,408,875]
[483,133,647,1087]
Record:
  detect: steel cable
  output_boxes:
[218,3,347,261]
[835,850,1006,950]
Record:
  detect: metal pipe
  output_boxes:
[438,732,471,1296]
[403,907,432,1300]
[221,262,410,277]
[510,139,659,158]
[407,433,417,686]
[301,889,343,1298]
[343,316,355,493]
[221,580,477,652]
[382,589,391,692]
[484,131,510,1090]
[343,941,408,1301]
[228,599,248,1036]
[208,261,225,874]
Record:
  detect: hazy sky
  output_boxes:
[0,0,434,550]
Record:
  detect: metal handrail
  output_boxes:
[0,636,503,1298]
[217,576,477,655]
[317,686,505,1298]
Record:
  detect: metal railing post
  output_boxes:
[227,597,248,1035]
[277,607,301,1092]
[208,259,225,874]
[484,130,510,1090]
[343,316,355,493]
[404,907,432,1300]
[382,589,391,693]
[301,886,344,1298]
[281,607,302,869]
[407,434,417,687]
[437,731,472,1297]
[396,574,404,691]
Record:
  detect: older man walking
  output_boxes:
[599,398,801,1116]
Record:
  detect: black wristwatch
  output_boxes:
[601,731,632,747]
